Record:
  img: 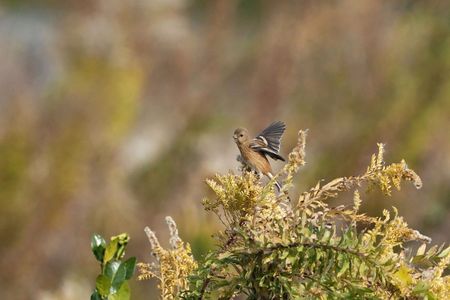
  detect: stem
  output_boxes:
[257,241,367,260]
[199,277,211,299]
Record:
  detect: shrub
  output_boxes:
[98,130,449,299]
[90,233,136,300]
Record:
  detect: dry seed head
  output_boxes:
[165,216,182,249]
[144,226,161,250]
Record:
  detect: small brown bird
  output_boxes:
[233,121,286,191]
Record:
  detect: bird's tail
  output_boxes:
[267,172,282,192]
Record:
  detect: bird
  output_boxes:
[233,121,286,191]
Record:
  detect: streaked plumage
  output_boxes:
[233,121,286,191]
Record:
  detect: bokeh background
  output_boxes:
[1,0,449,299]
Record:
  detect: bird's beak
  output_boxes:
[233,134,237,141]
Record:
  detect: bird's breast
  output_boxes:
[238,144,272,174]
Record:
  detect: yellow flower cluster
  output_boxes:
[137,217,197,300]
[429,254,450,298]
[202,171,268,226]
[282,130,307,186]
[365,143,422,195]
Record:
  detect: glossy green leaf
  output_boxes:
[111,262,128,293]
[105,260,121,279]
[91,234,106,262]
[123,257,137,280]
[90,290,102,300]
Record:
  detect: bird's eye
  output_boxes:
[239,134,244,137]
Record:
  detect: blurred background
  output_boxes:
[0,0,449,299]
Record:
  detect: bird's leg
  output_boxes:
[267,172,282,192]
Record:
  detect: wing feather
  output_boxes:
[250,122,286,161]
[255,121,286,152]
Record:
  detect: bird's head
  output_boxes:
[233,128,249,144]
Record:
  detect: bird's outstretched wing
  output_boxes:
[250,121,286,161]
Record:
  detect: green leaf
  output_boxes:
[412,281,430,294]
[95,274,111,298]
[286,253,298,266]
[104,239,119,263]
[123,257,137,280]
[91,291,102,300]
[322,253,335,277]
[91,234,106,262]
[337,259,349,278]
[411,255,433,268]
[104,260,121,279]
[103,259,130,295]
[358,263,367,277]
[110,281,130,300]
[426,245,438,257]
[321,229,332,243]
[111,262,128,293]
[438,246,450,258]
[217,251,233,260]
[262,255,274,265]
[279,250,289,260]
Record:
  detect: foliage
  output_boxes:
[138,130,449,299]
[90,233,136,300]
